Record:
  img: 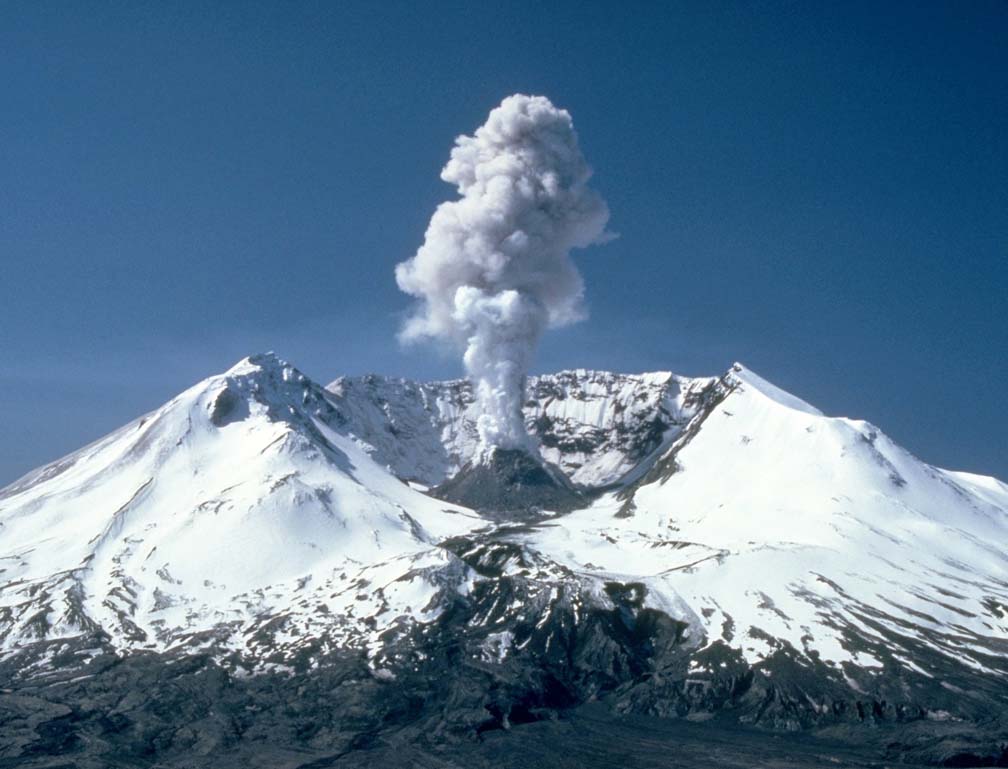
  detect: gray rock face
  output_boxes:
[326,369,713,488]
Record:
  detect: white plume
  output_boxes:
[396,94,610,456]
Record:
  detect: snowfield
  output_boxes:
[520,365,1008,676]
[0,354,484,660]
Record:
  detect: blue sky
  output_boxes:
[1,1,1005,484]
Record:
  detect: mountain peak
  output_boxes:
[197,352,321,431]
[726,361,822,416]
[223,351,300,380]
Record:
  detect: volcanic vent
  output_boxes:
[433,447,584,516]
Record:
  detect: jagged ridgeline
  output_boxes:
[1,353,1007,767]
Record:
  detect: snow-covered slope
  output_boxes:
[522,364,1008,684]
[0,354,484,660]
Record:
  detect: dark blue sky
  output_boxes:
[1,1,1005,484]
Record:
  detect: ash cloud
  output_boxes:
[396,94,611,457]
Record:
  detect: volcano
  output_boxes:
[1,356,1006,768]
[432,447,586,517]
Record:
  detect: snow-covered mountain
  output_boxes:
[0,354,484,663]
[2,353,1007,764]
[332,363,1008,686]
[527,366,1008,709]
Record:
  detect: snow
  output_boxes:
[941,469,1008,509]
[0,353,485,657]
[1,353,1005,682]
[729,363,823,416]
[519,365,1008,670]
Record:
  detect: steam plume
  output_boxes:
[396,94,610,456]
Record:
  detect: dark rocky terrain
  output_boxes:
[433,448,586,516]
[3,528,1007,769]
[3,634,1007,768]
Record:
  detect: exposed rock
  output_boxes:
[432,448,586,515]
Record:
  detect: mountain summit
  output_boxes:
[1,355,1006,766]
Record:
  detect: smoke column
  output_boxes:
[396,94,610,458]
